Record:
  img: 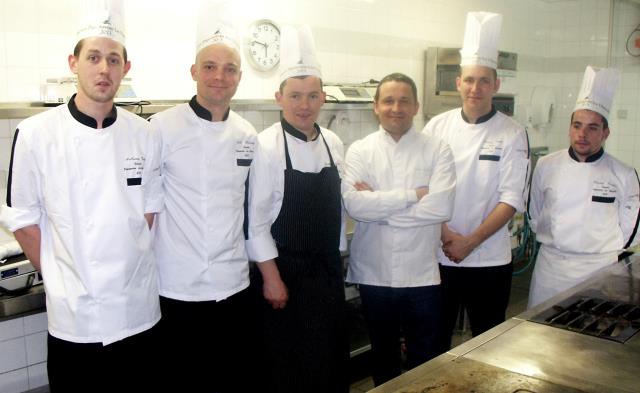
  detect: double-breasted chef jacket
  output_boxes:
[527,147,640,307]
[423,108,530,267]
[149,97,257,301]
[343,126,456,287]
[0,95,163,345]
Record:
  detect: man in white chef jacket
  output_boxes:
[423,12,530,350]
[148,6,256,392]
[247,24,349,393]
[527,66,640,308]
[0,1,163,391]
[343,73,456,386]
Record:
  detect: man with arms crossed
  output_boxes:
[343,72,456,386]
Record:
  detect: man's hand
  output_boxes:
[257,260,289,309]
[416,186,429,200]
[263,276,289,309]
[354,181,373,192]
[441,226,475,263]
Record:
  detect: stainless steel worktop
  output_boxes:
[370,255,640,393]
[0,100,373,119]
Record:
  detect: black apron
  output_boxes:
[259,126,349,393]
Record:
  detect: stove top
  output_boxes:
[530,292,640,343]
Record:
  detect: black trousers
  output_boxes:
[157,288,252,393]
[359,284,442,387]
[47,325,160,393]
[439,263,513,351]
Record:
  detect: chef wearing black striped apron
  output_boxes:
[246,24,349,393]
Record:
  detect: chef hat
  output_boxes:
[196,0,240,54]
[279,24,322,83]
[574,66,620,120]
[77,0,126,46]
[460,11,502,69]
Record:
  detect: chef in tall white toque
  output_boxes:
[422,11,530,351]
[148,1,257,391]
[0,0,163,390]
[527,66,640,308]
[247,24,350,393]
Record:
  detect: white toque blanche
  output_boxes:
[77,0,126,46]
[196,0,240,54]
[459,11,502,69]
[279,24,322,84]
[574,66,620,120]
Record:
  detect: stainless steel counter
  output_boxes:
[0,100,373,119]
[370,255,640,393]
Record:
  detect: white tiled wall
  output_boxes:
[1,0,639,171]
[0,312,48,393]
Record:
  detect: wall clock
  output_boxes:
[245,19,280,72]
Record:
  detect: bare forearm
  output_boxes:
[13,225,42,271]
[468,202,516,249]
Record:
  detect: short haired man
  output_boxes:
[0,1,163,390]
[148,8,257,392]
[247,25,349,393]
[527,66,640,308]
[343,72,456,386]
[423,12,530,350]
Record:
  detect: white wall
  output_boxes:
[1,0,639,168]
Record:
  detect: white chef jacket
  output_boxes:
[246,122,347,263]
[0,99,162,345]
[423,108,530,267]
[527,148,640,308]
[149,100,257,301]
[528,148,640,254]
[343,126,456,287]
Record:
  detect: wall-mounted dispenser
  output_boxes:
[528,86,555,126]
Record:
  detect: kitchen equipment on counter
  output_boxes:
[0,254,44,318]
[371,255,640,393]
[41,77,138,104]
[324,83,376,103]
[0,254,42,295]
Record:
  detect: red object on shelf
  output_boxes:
[636,37,640,49]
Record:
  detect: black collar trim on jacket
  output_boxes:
[189,96,230,121]
[461,106,497,125]
[281,117,320,141]
[568,147,604,163]
[68,94,117,128]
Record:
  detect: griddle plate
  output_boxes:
[530,295,640,343]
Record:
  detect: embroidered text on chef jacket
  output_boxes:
[423,108,530,267]
[246,121,346,262]
[528,148,640,255]
[150,98,257,301]
[0,98,163,345]
[343,126,456,287]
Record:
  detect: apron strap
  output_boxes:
[281,125,336,170]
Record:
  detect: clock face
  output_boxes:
[245,20,280,72]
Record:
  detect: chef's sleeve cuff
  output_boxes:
[499,194,525,213]
[0,205,41,233]
[246,233,279,263]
